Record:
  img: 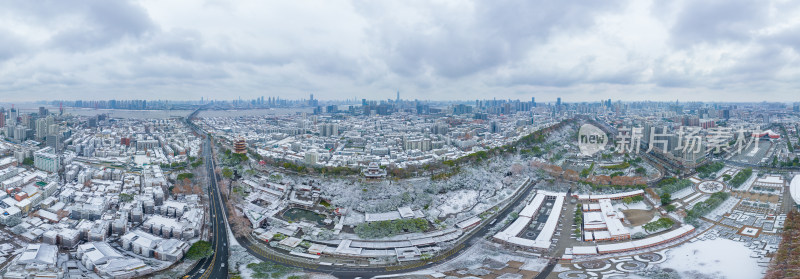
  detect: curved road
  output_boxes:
[233,178,538,278]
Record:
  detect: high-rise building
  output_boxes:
[489,121,500,134]
[48,124,58,136]
[556,97,561,107]
[308,94,318,107]
[36,118,48,139]
[9,108,17,125]
[325,105,338,113]
[46,134,63,152]
[14,126,26,141]
[34,147,60,173]
[0,112,4,128]
[24,115,34,128]
[452,104,473,115]
[304,152,318,165]
[320,123,339,137]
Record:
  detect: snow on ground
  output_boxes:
[417,240,549,275]
[686,195,710,210]
[628,226,646,236]
[373,271,438,278]
[628,215,661,236]
[617,201,650,211]
[438,190,479,217]
[237,259,260,279]
[519,258,549,271]
[342,210,365,226]
[228,224,241,247]
[671,186,696,200]
[151,259,199,279]
[292,273,336,279]
[707,197,740,221]
[552,264,571,273]
[738,170,759,191]
[470,182,525,216]
[657,238,765,279]
[318,156,524,214]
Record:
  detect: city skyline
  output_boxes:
[1,1,800,279]
[1,0,799,102]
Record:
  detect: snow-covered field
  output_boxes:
[437,190,479,217]
[657,238,765,279]
[236,259,261,279]
[314,156,526,217]
[470,188,514,215]
[671,186,696,200]
[423,240,549,274]
[737,170,759,191]
[707,197,740,221]
[616,201,650,211]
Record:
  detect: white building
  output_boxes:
[34,147,60,173]
[77,242,124,271]
[3,243,61,279]
[153,239,189,262]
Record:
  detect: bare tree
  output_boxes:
[226,202,252,237]
[218,179,230,198]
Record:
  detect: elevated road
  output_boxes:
[184,110,230,279]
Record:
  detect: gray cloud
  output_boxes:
[360,0,623,79]
[668,0,767,47]
[0,0,798,102]
[1,0,156,52]
[0,29,28,62]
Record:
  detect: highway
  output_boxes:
[184,112,230,279]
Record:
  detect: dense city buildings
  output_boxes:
[0,98,799,278]
[3,1,800,278]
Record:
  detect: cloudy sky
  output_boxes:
[1,0,799,103]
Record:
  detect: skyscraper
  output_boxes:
[36,118,48,139]
[556,97,561,114]
[308,93,317,106]
[9,108,17,125]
